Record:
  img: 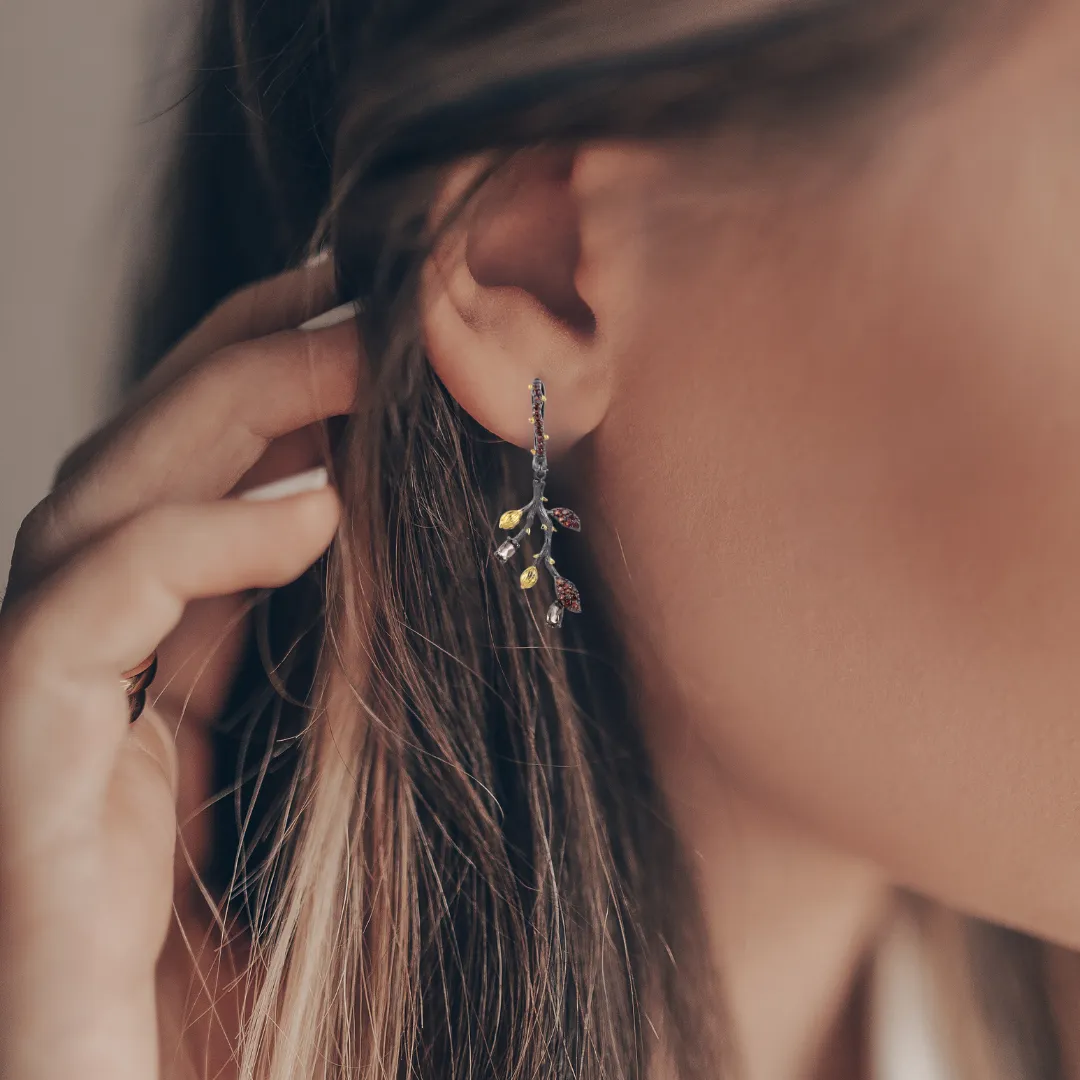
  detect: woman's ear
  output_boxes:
[420,147,615,459]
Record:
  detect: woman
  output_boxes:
[3,0,1080,1076]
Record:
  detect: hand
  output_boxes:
[0,262,361,1080]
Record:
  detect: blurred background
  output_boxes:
[0,0,198,575]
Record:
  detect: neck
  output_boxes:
[645,712,894,1080]
[552,455,894,1080]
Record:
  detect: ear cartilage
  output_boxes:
[493,377,582,627]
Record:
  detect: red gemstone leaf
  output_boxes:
[551,507,581,531]
[554,576,582,613]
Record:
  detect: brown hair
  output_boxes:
[132,1,1073,1077]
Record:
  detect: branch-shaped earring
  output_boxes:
[494,378,582,627]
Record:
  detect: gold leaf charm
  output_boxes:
[499,509,523,530]
[520,566,539,589]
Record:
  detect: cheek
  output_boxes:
[605,18,1080,946]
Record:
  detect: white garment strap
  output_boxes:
[868,906,956,1080]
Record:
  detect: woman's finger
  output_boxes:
[0,483,340,822]
[145,253,338,392]
[11,313,360,587]
[53,257,340,485]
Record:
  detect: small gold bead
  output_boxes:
[530,449,536,455]
[541,395,547,401]
[526,528,531,534]
[520,566,539,589]
[544,434,550,440]
[529,417,535,424]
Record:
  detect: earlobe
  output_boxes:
[420,148,611,459]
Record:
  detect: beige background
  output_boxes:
[0,0,197,582]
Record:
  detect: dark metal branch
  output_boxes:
[493,378,583,625]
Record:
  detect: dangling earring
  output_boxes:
[494,378,583,627]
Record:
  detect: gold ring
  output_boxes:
[121,651,158,724]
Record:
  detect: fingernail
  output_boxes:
[304,245,332,267]
[239,466,330,502]
[298,300,359,331]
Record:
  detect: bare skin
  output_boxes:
[422,0,1080,1074]
[0,261,358,1080]
[6,1,1080,1078]
[0,258,887,1080]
